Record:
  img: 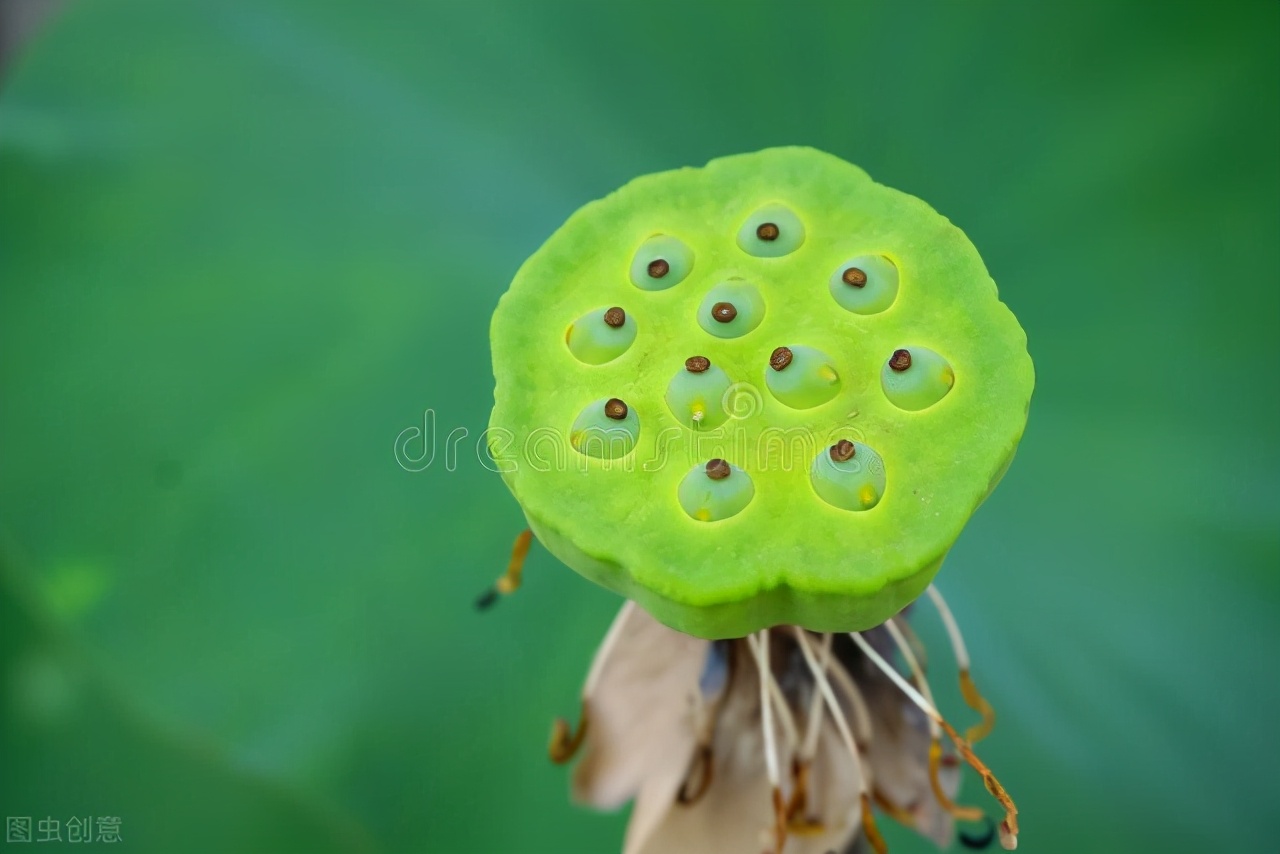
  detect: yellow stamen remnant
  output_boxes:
[851,631,1019,850]
[926,584,998,743]
[549,702,589,764]
[476,528,535,610]
[860,792,889,854]
[886,618,984,823]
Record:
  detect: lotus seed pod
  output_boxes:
[566,306,637,364]
[490,147,1034,639]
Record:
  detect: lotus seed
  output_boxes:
[604,398,628,420]
[603,306,626,328]
[705,458,731,480]
[685,356,710,373]
[842,267,868,287]
[769,346,793,371]
[711,302,737,323]
[830,439,856,462]
[647,258,670,279]
[756,222,780,241]
[889,349,912,372]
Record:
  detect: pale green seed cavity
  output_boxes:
[764,345,841,409]
[829,254,899,315]
[880,346,955,411]
[565,306,637,364]
[678,459,755,521]
[665,358,733,429]
[570,397,639,459]
[810,440,887,511]
[697,280,766,339]
[736,203,806,258]
[630,234,695,291]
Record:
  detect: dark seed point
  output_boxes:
[685,355,711,374]
[604,398,629,420]
[889,349,912,372]
[603,306,626,328]
[647,258,670,278]
[842,267,868,287]
[705,458,731,480]
[769,346,794,371]
[711,301,738,323]
[756,222,780,241]
[830,439,856,462]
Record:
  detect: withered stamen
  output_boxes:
[647,258,670,278]
[769,346,793,371]
[842,267,868,287]
[604,398,628,420]
[830,439,856,462]
[685,355,711,373]
[711,301,738,323]
[756,222,780,241]
[603,306,625,328]
[705,458,731,480]
[889,349,912,372]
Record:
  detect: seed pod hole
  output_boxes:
[566,306,638,365]
[829,254,899,315]
[764,344,841,410]
[880,346,955,412]
[737,203,806,258]
[810,441,886,511]
[665,359,732,429]
[678,460,755,521]
[570,398,640,459]
[698,280,766,339]
[630,234,695,291]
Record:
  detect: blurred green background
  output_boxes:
[1,1,1276,852]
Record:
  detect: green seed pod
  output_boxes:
[490,147,1034,639]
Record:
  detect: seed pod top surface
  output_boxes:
[489,147,1034,639]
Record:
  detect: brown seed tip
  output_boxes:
[756,222,780,241]
[603,306,625,328]
[647,258,670,279]
[604,398,628,420]
[685,355,711,373]
[705,458,731,480]
[769,346,793,371]
[842,267,868,287]
[889,349,912,372]
[711,301,738,323]
[830,439,856,462]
